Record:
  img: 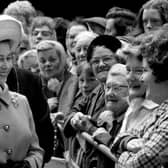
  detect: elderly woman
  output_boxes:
[74,31,98,65]
[131,0,168,36]
[0,15,44,168]
[113,24,168,168]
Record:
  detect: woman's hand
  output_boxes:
[126,138,144,153]
[71,112,91,131]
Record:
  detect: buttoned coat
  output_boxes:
[0,84,44,168]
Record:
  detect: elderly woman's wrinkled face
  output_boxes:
[0,42,13,85]
[143,8,163,33]
[74,37,93,65]
[105,74,129,117]
[90,46,117,83]
[66,25,87,55]
[38,48,63,79]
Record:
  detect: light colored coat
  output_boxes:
[0,84,44,168]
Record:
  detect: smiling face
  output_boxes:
[141,57,155,98]
[105,69,129,117]
[66,25,87,55]
[90,46,117,83]
[126,48,146,100]
[0,41,13,85]
[74,33,96,65]
[78,69,99,96]
[38,48,63,79]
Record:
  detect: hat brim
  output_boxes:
[0,15,23,51]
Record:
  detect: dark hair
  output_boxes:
[86,35,122,62]
[76,62,95,78]
[106,6,136,22]
[113,18,132,36]
[141,24,168,82]
[54,17,69,50]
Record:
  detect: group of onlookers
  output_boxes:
[0,0,168,168]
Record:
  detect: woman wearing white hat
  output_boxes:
[0,15,44,168]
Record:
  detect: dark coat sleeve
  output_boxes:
[7,68,54,163]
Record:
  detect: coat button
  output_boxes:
[3,125,10,132]
[6,148,13,155]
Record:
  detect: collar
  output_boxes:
[142,99,159,110]
[0,83,11,106]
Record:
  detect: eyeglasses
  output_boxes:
[91,56,115,66]
[32,30,53,37]
[105,84,128,93]
[126,67,144,76]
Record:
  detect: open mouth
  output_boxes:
[106,96,118,103]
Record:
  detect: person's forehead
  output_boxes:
[33,25,51,32]
[76,37,93,47]
[69,25,87,35]
[0,42,11,54]
[92,46,114,57]
[38,48,56,56]
[106,74,127,85]
[143,8,161,19]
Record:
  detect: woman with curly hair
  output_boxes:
[112,24,168,168]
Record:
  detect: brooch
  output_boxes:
[11,95,19,108]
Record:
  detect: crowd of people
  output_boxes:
[0,0,168,168]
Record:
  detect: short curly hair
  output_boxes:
[3,0,36,27]
[141,23,168,82]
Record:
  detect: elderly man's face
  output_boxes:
[90,46,117,83]
[105,73,129,117]
[38,48,63,79]
[0,42,13,84]
[31,25,55,48]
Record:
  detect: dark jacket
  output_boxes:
[7,68,54,163]
[63,84,106,168]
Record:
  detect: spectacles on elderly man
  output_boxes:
[91,55,116,66]
[105,83,128,94]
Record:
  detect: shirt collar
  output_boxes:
[0,84,11,106]
[142,99,159,110]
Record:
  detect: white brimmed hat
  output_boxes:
[0,15,23,51]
